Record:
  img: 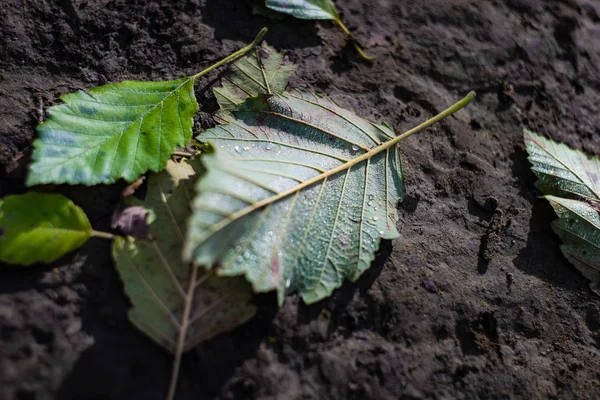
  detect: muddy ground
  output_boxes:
[1,0,600,399]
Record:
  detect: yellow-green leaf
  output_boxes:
[0,192,92,265]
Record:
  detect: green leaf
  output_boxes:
[546,196,600,295]
[27,78,198,186]
[265,0,339,20]
[0,192,92,265]
[112,159,256,397]
[185,91,475,304]
[524,129,600,294]
[524,129,600,201]
[27,28,269,186]
[214,42,296,112]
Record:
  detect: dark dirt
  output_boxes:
[1,0,600,399]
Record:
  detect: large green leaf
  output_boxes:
[27,28,268,186]
[214,42,296,112]
[265,0,339,20]
[28,78,198,186]
[112,159,255,352]
[0,192,92,265]
[546,196,600,295]
[185,91,475,304]
[524,129,600,201]
[524,129,600,294]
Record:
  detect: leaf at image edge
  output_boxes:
[524,129,600,201]
[27,77,198,186]
[546,195,600,295]
[265,0,339,20]
[0,192,92,265]
[112,159,256,353]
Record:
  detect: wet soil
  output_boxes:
[2,0,600,399]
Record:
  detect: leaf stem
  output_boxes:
[166,264,200,400]
[333,18,374,62]
[394,91,476,142]
[90,230,115,240]
[192,28,268,80]
[172,151,194,158]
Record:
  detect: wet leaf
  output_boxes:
[27,28,268,186]
[214,42,295,112]
[524,130,600,294]
[185,89,475,304]
[265,0,374,61]
[112,159,256,394]
[0,192,92,265]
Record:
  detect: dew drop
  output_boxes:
[243,146,250,151]
[379,231,384,235]
[266,143,273,150]
[352,145,359,152]
[367,201,373,206]
[267,231,274,237]
[372,216,378,221]
[234,146,242,154]
[235,246,242,252]
[368,194,374,201]
[374,206,378,211]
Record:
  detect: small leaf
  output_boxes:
[265,0,339,20]
[546,195,600,295]
[112,158,255,351]
[185,89,475,304]
[213,42,296,112]
[524,129,600,201]
[27,78,199,186]
[265,0,374,61]
[0,192,92,265]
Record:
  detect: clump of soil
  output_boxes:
[1,0,600,399]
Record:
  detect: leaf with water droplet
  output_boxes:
[112,159,256,398]
[185,50,475,304]
[524,130,600,295]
